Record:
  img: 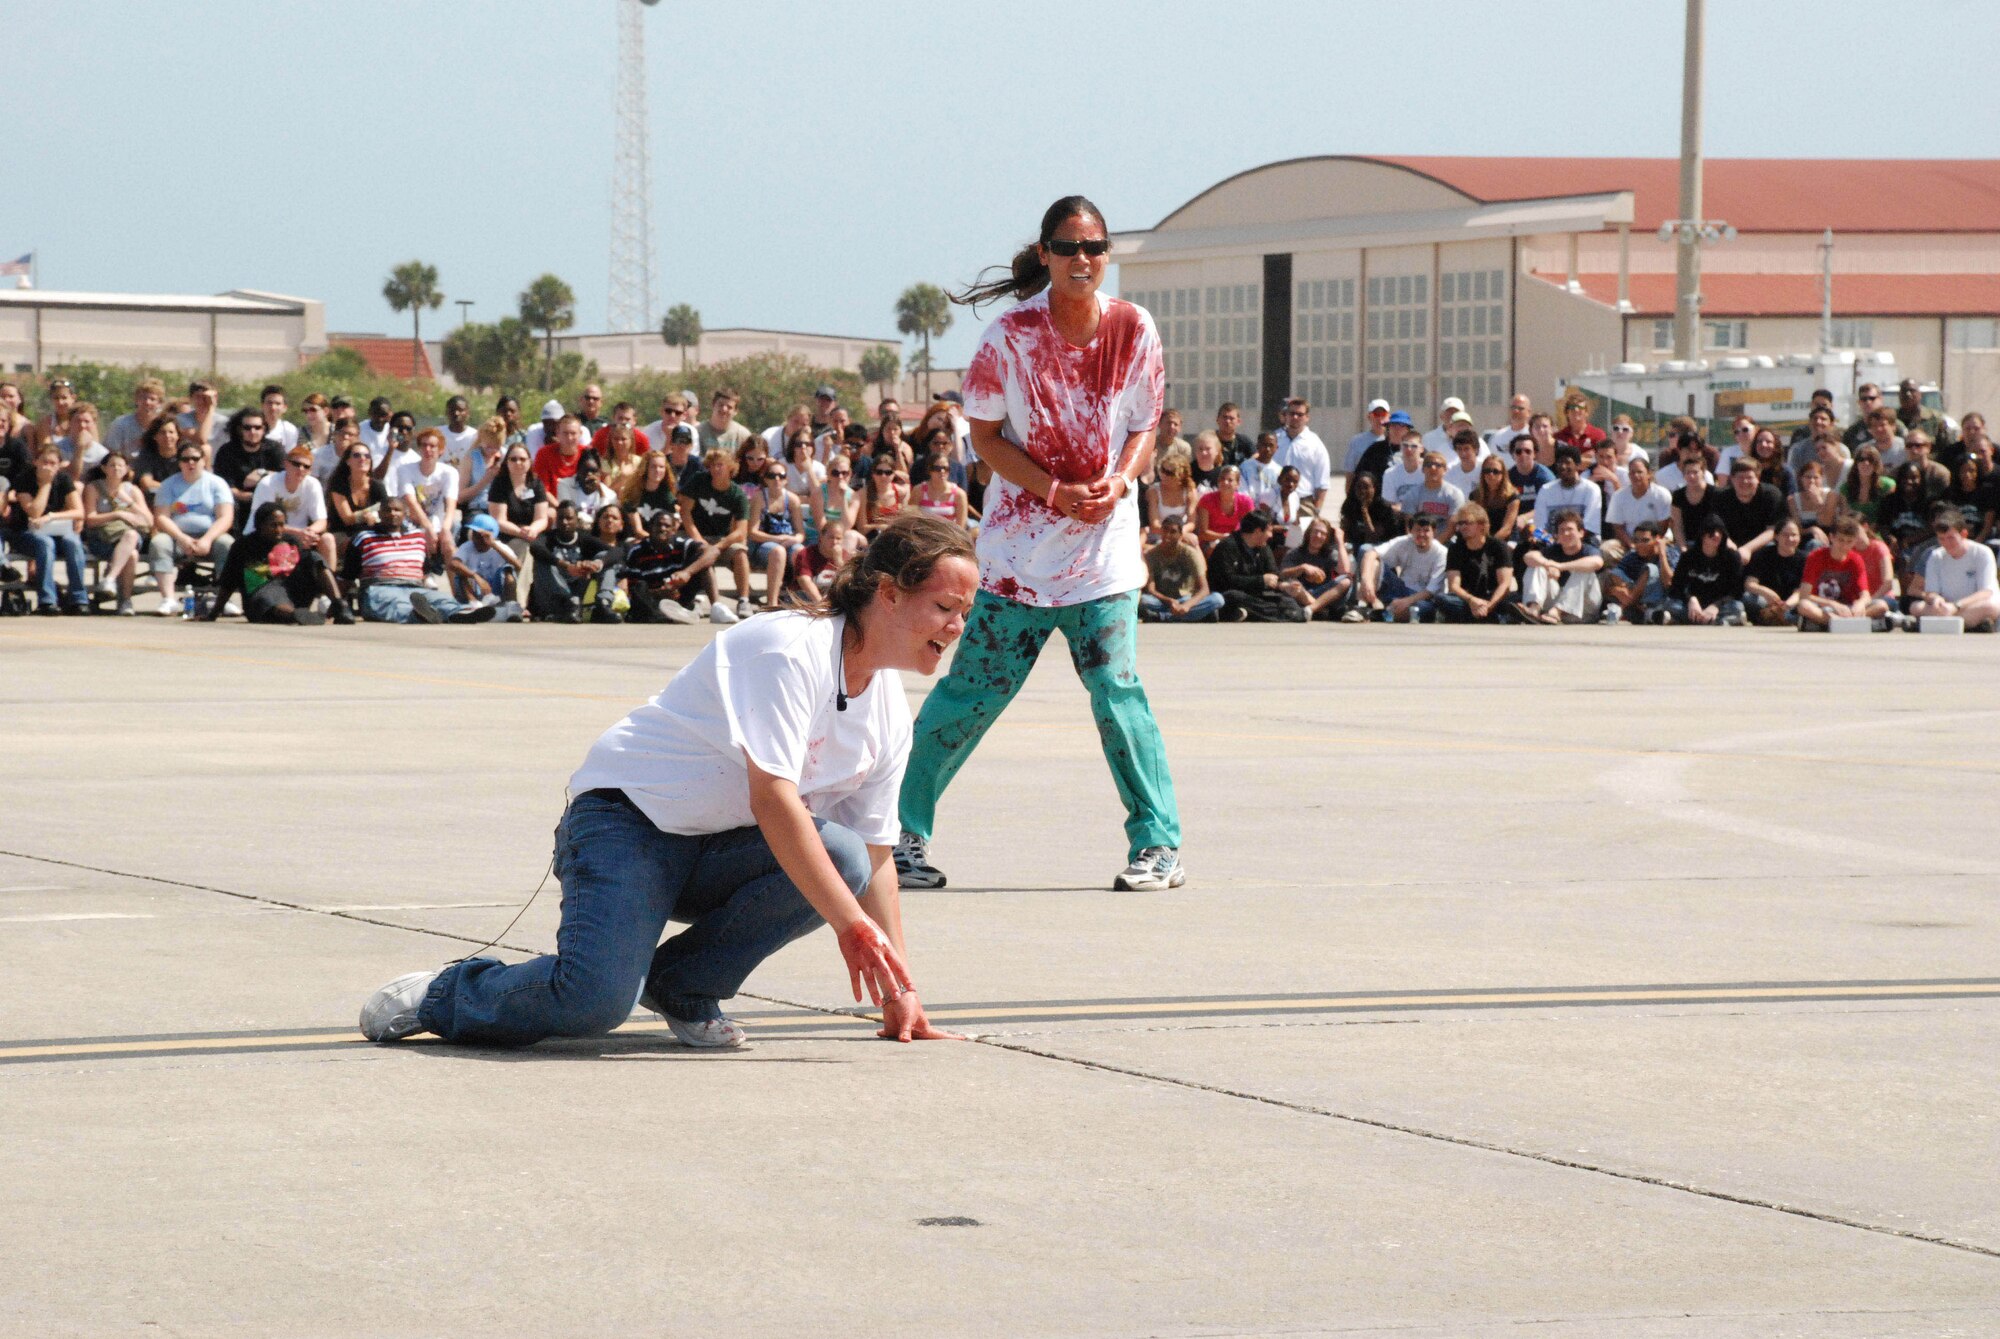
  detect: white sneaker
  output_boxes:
[894,830,947,889]
[735,597,755,619]
[639,986,745,1048]
[359,969,439,1042]
[691,593,711,618]
[709,601,739,625]
[1114,846,1187,891]
[658,600,698,625]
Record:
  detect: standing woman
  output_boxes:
[361,515,975,1049]
[893,195,1186,893]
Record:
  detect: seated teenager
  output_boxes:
[1911,505,2000,631]
[530,500,616,625]
[1139,513,1225,623]
[1602,520,1674,624]
[1437,501,1516,624]
[1355,511,1446,623]
[623,504,718,624]
[1518,509,1605,624]
[1279,515,1351,620]
[341,496,493,625]
[1666,517,1746,625]
[1209,509,1303,622]
[1797,515,1888,630]
[791,515,852,602]
[448,513,524,621]
[1742,517,1807,626]
[205,500,352,625]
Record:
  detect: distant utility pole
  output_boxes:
[1818,229,1835,353]
[456,299,474,328]
[608,0,660,334]
[1661,0,1735,362]
[1672,0,1704,361]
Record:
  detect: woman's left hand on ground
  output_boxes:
[877,990,964,1042]
[837,918,914,1006]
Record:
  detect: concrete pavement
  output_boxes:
[3,616,1997,1335]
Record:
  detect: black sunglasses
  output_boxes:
[872,468,894,476]
[1046,238,1110,258]
[177,453,203,463]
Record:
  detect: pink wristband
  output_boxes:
[1046,475,1062,506]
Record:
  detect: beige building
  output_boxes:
[1111,155,2000,440]
[0,289,327,378]
[553,325,899,380]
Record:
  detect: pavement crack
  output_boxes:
[970,1035,2000,1264]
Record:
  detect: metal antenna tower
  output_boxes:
[608,0,658,332]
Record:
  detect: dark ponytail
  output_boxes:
[953,194,1106,311]
[818,513,976,639]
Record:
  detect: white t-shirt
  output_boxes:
[391,459,459,524]
[1533,478,1605,535]
[556,476,616,525]
[358,420,394,458]
[439,424,480,471]
[569,612,910,844]
[1443,460,1483,498]
[248,472,327,530]
[1380,458,1426,510]
[1606,482,1672,534]
[1273,427,1331,498]
[310,441,347,484]
[958,289,1163,607]
[1923,542,1998,602]
[453,538,515,595]
[264,420,301,452]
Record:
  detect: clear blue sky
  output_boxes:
[3,0,1995,369]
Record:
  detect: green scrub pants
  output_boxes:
[898,588,1181,860]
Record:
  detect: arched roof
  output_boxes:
[1152,154,2000,234]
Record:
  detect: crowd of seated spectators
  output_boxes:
[4,373,1995,633]
[1138,381,1998,631]
[0,377,985,625]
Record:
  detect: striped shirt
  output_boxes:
[350,527,429,584]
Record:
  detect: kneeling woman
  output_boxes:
[361,514,976,1048]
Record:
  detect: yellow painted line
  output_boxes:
[7,982,1995,1063]
[918,981,2000,1023]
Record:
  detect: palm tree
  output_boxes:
[382,261,442,378]
[660,303,702,372]
[517,274,577,391]
[859,344,900,401]
[895,283,952,401]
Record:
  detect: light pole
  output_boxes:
[455,299,474,328]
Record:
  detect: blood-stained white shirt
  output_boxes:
[959,289,1164,607]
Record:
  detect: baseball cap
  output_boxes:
[1367,398,1391,415]
[814,384,837,400]
[540,399,565,420]
[940,390,963,405]
[1386,410,1414,427]
[1440,396,1466,412]
[1449,411,1475,427]
[468,513,500,536]
[671,424,694,443]
[681,390,699,411]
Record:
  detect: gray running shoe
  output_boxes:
[894,830,947,889]
[360,969,439,1042]
[1115,846,1187,891]
[408,591,445,624]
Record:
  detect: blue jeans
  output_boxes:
[360,582,469,623]
[8,528,88,608]
[1378,570,1437,621]
[1139,591,1225,622]
[419,788,869,1046]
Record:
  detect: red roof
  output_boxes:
[1539,271,2000,318]
[1379,156,2000,234]
[330,336,433,380]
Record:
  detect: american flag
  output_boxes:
[0,253,29,277]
